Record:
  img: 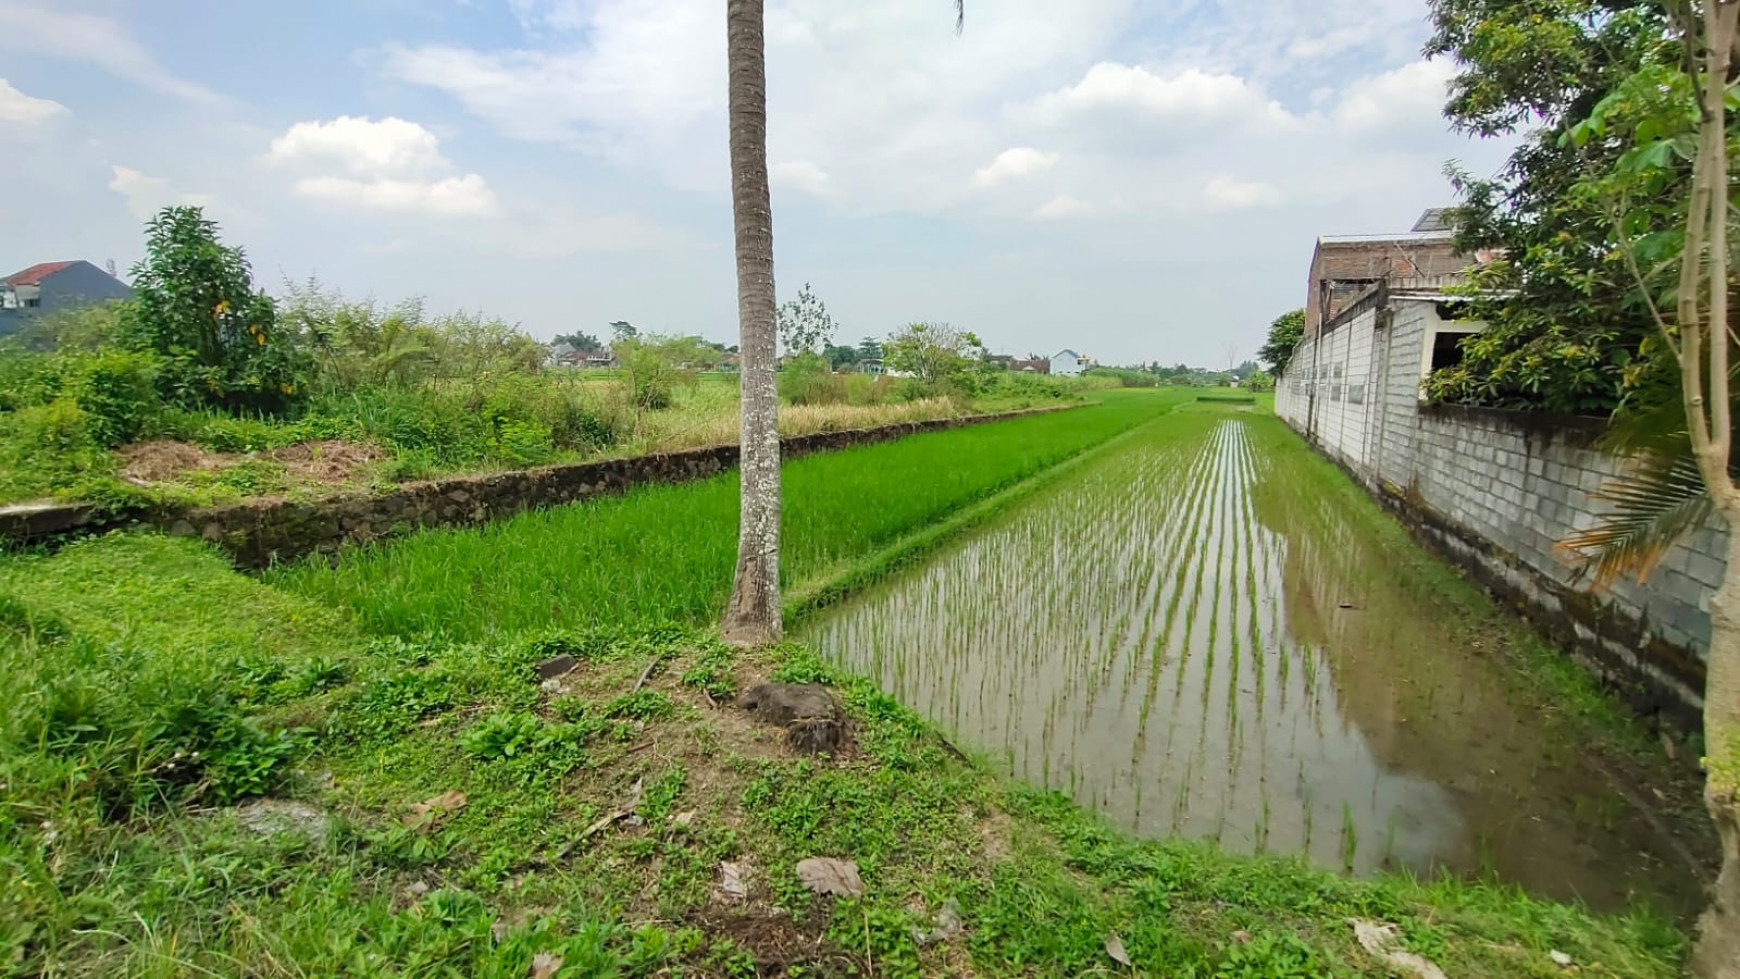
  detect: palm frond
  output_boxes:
[955,1,965,35]
[1560,447,1712,588]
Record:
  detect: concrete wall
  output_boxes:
[0,405,1076,570]
[1279,294,1716,726]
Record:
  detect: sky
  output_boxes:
[0,0,1517,367]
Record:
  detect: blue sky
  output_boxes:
[0,0,1514,366]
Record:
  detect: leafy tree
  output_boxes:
[1549,6,1740,968]
[857,336,883,362]
[553,331,604,352]
[610,321,638,343]
[1257,309,1305,377]
[777,282,836,355]
[823,343,860,370]
[1423,0,1676,412]
[120,206,308,413]
[883,322,983,387]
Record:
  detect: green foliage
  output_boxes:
[617,341,681,410]
[461,711,547,760]
[777,282,836,355]
[883,322,983,395]
[1422,0,1679,412]
[121,206,310,413]
[1257,309,1305,377]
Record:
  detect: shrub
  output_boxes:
[779,352,847,405]
[621,344,679,410]
[62,350,165,446]
[120,206,311,414]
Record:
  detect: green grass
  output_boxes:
[0,393,1699,976]
[270,390,1190,638]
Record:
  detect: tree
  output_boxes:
[823,343,860,370]
[1423,0,1676,413]
[121,206,307,413]
[554,331,604,352]
[1257,309,1305,377]
[883,321,983,386]
[777,282,836,355]
[721,0,962,645]
[858,336,883,362]
[610,320,638,343]
[1552,5,1740,971]
[721,0,783,645]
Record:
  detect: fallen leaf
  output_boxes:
[795,857,863,897]
[673,809,698,826]
[1549,950,1574,968]
[720,860,749,898]
[1105,931,1132,967]
[1231,929,1252,944]
[404,790,467,830]
[1347,919,1447,979]
[582,810,626,839]
[530,950,564,978]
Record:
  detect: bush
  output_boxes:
[63,350,165,446]
[120,206,311,414]
[621,345,679,410]
[779,352,847,405]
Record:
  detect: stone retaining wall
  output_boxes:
[0,405,1075,568]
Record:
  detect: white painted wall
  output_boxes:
[1050,350,1084,377]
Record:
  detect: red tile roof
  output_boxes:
[4,261,76,287]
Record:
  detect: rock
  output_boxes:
[234,799,328,842]
[535,654,578,680]
[914,898,964,945]
[739,682,847,755]
[795,857,863,897]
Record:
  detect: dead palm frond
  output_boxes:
[1561,442,1713,587]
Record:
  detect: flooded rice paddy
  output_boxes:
[802,409,1701,915]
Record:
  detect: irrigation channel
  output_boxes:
[801,406,1702,915]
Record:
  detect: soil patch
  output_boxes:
[120,441,233,484]
[268,440,385,484]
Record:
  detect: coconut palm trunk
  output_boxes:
[719,0,963,645]
[721,0,782,646]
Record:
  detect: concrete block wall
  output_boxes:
[1280,294,1715,725]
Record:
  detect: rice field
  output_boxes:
[801,406,1705,916]
[270,389,1190,638]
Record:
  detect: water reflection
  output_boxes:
[801,414,1698,915]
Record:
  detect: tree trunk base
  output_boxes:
[1695,787,1740,978]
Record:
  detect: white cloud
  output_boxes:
[107,165,216,220]
[269,116,497,218]
[973,147,1058,188]
[375,0,723,152]
[1202,175,1284,211]
[293,175,499,216]
[0,3,218,103]
[1026,63,1297,131]
[1033,194,1092,220]
[772,160,832,198]
[0,78,65,125]
[268,116,447,177]
[1333,59,1456,134]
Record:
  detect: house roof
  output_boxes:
[1411,208,1454,233]
[4,261,77,287]
[1053,349,1081,359]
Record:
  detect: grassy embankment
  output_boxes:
[0,392,1691,976]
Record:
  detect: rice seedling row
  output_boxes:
[801,407,1706,917]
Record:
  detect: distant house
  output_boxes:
[1050,349,1089,377]
[984,354,1015,371]
[0,260,132,335]
[1010,358,1049,374]
[583,348,618,369]
[858,358,885,376]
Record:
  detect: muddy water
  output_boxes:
[801,410,1702,915]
